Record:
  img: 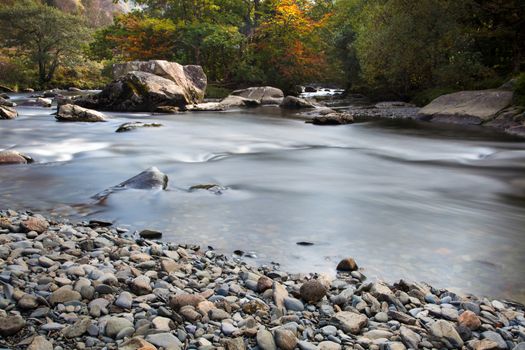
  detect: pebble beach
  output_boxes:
[0,209,524,350]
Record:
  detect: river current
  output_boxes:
[1,93,525,303]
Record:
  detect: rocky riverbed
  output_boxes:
[1,210,524,350]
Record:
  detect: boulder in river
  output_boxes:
[56,104,107,122]
[93,167,168,200]
[230,86,284,105]
[76,60,207,112]
[280,96,316,109]
[418,90,513,125]
[0,105,17,119]
[0,97,15,107]
[79,71,204,112]
[113,60,207,101]
[118,167,168,190]
[0,150,33,165]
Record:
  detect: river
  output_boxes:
[1,93,525,303]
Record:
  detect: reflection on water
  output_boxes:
[1,99,525,302]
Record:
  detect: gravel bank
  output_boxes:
[0,210,524,350]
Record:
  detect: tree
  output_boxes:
[250,0,332,89]
[348,0,489,95]
[91,13,177,61]
[469,0,525,74]
[0,1,91,86]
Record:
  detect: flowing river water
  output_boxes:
[1,93,525,303]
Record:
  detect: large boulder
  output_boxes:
[0,105,17,119]
[0,150,33,165]
[230,86,284,105]
[113,60,206,101]
[56,104,107,122]
[75,60,207,112]
[418,90,514,125]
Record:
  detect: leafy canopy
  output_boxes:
[0,1,91,86]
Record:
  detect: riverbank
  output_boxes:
[1,210,524,350]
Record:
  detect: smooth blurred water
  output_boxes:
[1,95,525,302]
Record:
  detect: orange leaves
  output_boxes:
[251,0,332,85]
[103,14,176,61]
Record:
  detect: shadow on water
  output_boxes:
[1,99,525,302]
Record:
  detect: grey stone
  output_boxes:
[0,314,25,336]
[115,291,133,309]
[146,332,183,349]
[482,331,507,350]
[105,317,134,338]
[429,320,463,348]
[257,329,277,350]
[284,297,305,311]
[330,311,368,334]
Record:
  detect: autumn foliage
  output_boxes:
[94,14,177,61]
[251,0,332,88]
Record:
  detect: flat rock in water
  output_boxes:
[186,102,225,111]
[115,121,163,132]
[418,89,513,125]
[309,112,354,125]
[280,96,315,109]
[230,86,284,105]
[219,95,260,108]
[56,104,107,122]
[0,150,33,165]
[189,183,227,194]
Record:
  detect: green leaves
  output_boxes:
[0,2,91,86]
